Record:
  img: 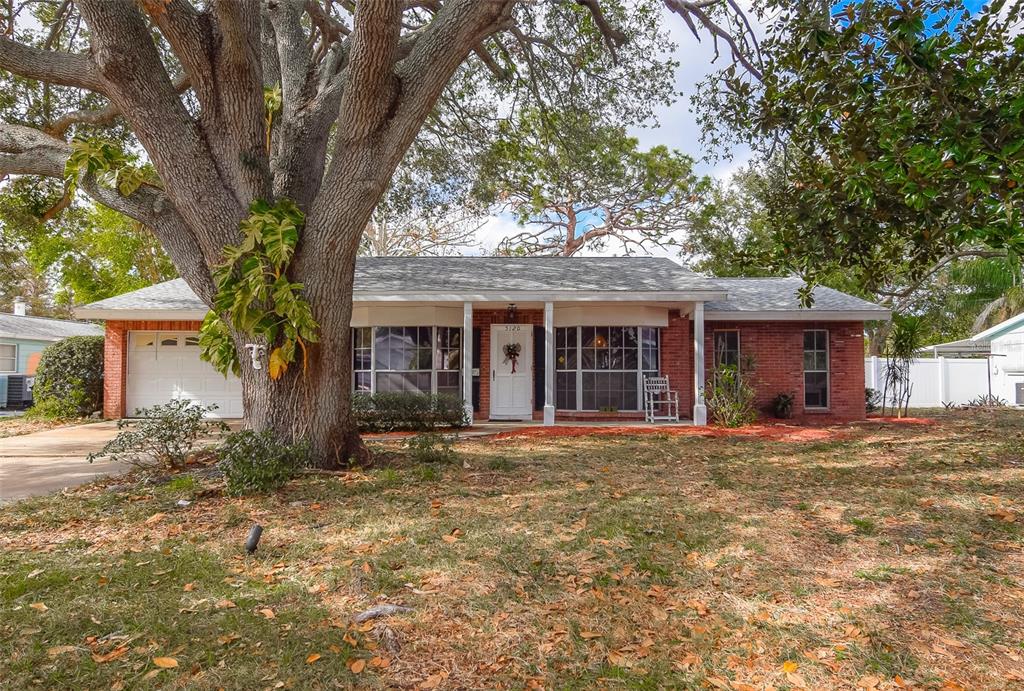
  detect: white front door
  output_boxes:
[490,324,533,419]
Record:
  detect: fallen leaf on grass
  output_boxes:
[306,653,321,664]
[348,658,366,673]
[258,608,275,619]
[182,582,195,592]
[46,646,77,657]
[144,512,167,525]
[91,646,128,664]
[152,657,178,669]
[419,672,448,689]
[441,529,463,543]
[858,675,880,689]
[787,672,808,688]
[29,602,48,612]
[215,599,236,609]
[782,660,799,673]
[579,631,602,640]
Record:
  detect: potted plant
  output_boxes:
[772,392,795,419]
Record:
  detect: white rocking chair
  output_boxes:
[643,375,679,423]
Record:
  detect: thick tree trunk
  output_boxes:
[234,183,374,470]
[236,252,367,469]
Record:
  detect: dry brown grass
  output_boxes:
[2,410,1023,689]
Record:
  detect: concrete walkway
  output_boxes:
[0,421,126,504]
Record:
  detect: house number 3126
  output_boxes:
[503,325,522,331]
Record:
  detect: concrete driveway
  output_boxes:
[0,421,126,504]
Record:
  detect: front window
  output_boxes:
[713,331,740,369]
[351,326,461,396]
[435,327,462,397]
[555,326,659,411]
[0,343,15,372]
[803,329,829,408]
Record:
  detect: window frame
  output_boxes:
[712,330,740,370]
[803,329,830,410]
[0,342,16,373]
[351,326,463,397]
[554,326,660,412]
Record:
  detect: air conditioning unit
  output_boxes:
[5,375,32,409]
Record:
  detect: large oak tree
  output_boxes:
[0,0,758,467]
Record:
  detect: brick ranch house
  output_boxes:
[76,257,889,424]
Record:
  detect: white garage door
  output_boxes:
[126,331,243,418]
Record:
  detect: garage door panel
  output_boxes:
[127,331,242,418]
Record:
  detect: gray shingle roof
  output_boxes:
[0,313,103,341]
[352,256,722,293]
[705,277,889,315]
[76,258,888,319]
[78,277,207,313]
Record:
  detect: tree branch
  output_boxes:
[337,0,403,142]
[46,75,192,138]
[0,123,70,179]
[663,0,763,81]
[0,35,105,91]
[574,0,626,62]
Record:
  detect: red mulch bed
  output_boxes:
[491,416,937,443]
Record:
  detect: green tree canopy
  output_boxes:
[694,0,1024,302]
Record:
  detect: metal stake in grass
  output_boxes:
[245,524,263,554]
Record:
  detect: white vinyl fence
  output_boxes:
[864,357,991,407]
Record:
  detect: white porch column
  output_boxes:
[543,301,555,426]
[462,301,473,424]
[692,302,707,425]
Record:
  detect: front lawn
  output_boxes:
[2,411,1023,689]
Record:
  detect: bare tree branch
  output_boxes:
[0,35,105,91]
[46,74,192,138]
[664,0,763,80]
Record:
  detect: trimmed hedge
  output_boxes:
[32,335,104,418]
[353,392,468,432]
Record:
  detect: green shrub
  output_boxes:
[772,392,795,419]
[706,366,758,428]
[24,390,89,421]
[87,400,228,471]
[353,392,468,432]
[405,432,457,464]
[218,429,309,496]
[31,335,104,418]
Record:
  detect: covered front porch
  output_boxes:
[350,299,711,426]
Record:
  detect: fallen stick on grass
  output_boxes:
[353,604,413,623]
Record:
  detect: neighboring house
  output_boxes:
[76,257,889,423]
[0,297,104,407]
[970,312,1024,404]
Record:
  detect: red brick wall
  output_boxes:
[100,314,865,424]
[660,310,694,420]
[704,320,865,422]
[102,320,203,419]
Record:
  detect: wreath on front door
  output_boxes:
[503,342,522,374]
